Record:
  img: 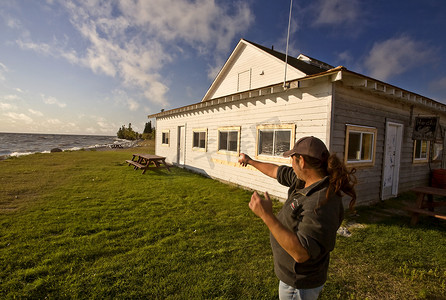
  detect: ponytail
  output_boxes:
[326,154,357,212]
[299,154,357,212]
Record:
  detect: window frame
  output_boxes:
[432,142,443,162]
[192,128,208,152]
[413,140,430,163]
[344,125,377,167]
[161,130,170,146]
[255,124,295,163]
[237,69,251,92]
[217,126,241,156]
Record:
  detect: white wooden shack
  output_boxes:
[148,39,446,205]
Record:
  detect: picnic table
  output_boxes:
[126,154,171,174]
[405,186,446,225]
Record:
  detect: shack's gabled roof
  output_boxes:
[200,39,332,102]
[246,40,333,75]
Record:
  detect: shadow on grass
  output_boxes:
[319,192,446,300]
[346,192,446,232]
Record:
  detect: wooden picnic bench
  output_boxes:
[126,154,171,174]
[405,186,446,225]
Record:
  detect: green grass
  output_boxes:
[1,142,445,299]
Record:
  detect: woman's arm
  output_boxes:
[238,153,279,179]
[249,191,310,263]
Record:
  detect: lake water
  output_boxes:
[0,132,133,158]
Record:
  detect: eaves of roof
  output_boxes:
[148,67,446,119]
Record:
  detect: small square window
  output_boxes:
[161,131,170,145]
[193,129,207,151]
[413,140,430,163]
[217,127,240,155]
[345,125,377,167]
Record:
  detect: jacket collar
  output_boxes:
[298,176,329,196]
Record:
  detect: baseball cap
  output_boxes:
[283,136,329,161]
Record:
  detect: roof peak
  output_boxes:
[242,39,333,73]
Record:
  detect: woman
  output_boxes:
[239,136,356,300]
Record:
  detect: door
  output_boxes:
[381,122,403,199]
[177,126,185,165]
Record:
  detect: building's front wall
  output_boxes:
[155,77,445,206]
[332,82,445,205]
[156,81,333,200]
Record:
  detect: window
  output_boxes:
[256,124,295,162]
[161,130,170,145]
[238,69,251,91]
[432,143,443,162]
[413,140,429,163]
[193,129,207,151]
[218,127,240,154]
[345,125,377,166]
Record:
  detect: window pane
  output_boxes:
[259,130,274,155]
[219,131,228,150]
[193,132,199,148]
[348,132,361,160]
[162,132,169,144]
[199,132,206,148]
[415,140,421,158]
[420,141,428,158]
[415,140,428,159]
[274,130,291,156]
[361,133,373,160]
[433,143,442,161]
[228,131,238,152]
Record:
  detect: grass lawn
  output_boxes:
[1,141,445,299]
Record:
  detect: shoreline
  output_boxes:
[0,139,144,161]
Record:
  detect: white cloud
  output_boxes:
[0,8,22,30]
[0,102,17,110]
[2,94,20,101]
[16,40,52,56]
[28,109,43,116]
[364,36,434,81]
[127,98,139,111]
[4,112,33,124]
[313,0,360,26]
[0,62,8,80]
[16,0,253,107]
[118,0,252,53]
[430,77,446,90]
[430,77,446,102]
[47,118,62,125]
[42,94,67,108]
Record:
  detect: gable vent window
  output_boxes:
[237,69,251,92]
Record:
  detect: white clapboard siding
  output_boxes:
[156,82,332,201]
[156,78,446,206]
[207,43,305,100]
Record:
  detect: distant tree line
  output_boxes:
[117,121,155,140]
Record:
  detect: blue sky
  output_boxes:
[1,0,446,135]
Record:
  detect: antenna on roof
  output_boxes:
[283,0,293,89]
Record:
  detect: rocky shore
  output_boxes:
[0,139,144,161]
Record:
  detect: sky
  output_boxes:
[1,0,446,136]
